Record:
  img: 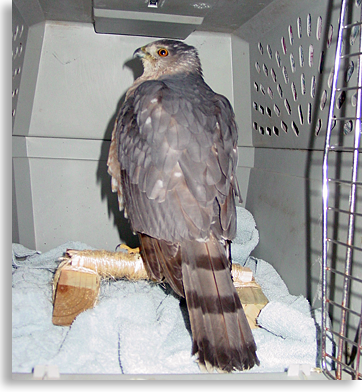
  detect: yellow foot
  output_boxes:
[118,244,140,255]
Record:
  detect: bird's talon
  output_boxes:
[118,244,140,255]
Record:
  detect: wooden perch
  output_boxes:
[52,246,268,328]
[52,267,100,326]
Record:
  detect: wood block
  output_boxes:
[236,283,269,329]
[232,265,253,283]
[52,268,100,326]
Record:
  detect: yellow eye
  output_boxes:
[158,48,169,57]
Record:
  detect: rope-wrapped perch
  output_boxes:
[56,246,147,282]
[52,246,268,327]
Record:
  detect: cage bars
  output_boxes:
[321,0,362,380]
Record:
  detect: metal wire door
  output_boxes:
[321,0,362,380]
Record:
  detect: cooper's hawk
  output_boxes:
[107,39,259,372]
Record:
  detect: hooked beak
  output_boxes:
[133,47,147,58]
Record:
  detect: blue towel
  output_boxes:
[12,207,331,375]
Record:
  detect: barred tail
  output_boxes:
[181,234,259,372]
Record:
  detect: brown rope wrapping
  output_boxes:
[52,248,256,299]
[52,247,148,301]
[60,248,148,280]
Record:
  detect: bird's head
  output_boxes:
[133,39,202,78]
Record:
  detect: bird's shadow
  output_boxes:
[96,57,144,249]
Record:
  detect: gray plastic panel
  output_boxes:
[235,0,362,304]
[93,0,214,39]
[12,3,28,130]
[235,0,360,150]
[27,25,234,141]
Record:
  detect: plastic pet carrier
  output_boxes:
[12,0,361,380]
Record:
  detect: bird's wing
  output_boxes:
[107,115,124,212]
[111,77,240,244]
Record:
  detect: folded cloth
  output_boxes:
[12,243,41,264]
[12,207,327,375]
[239,257,318,373]
[231,206,259,265]
[12,242,96,374]
[257,301,316,342]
